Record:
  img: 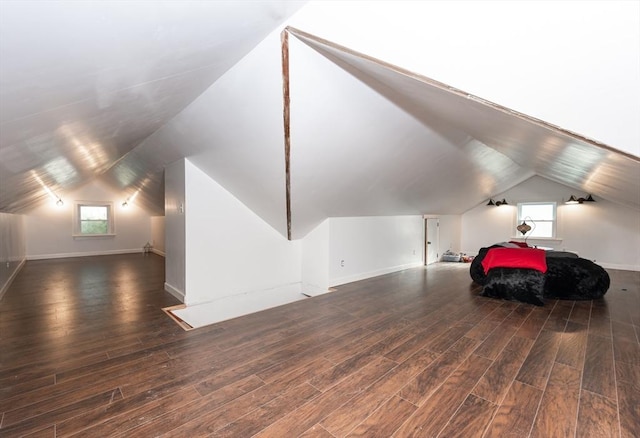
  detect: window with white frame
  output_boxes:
[73,201,115,236]
[517,202,556,238]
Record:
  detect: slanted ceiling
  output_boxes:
[0,0,305,214]
[1,1,638,240]
[287,27,640,237]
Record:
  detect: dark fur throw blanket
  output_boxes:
[470,244,610,306]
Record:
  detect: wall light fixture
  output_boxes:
[488,199,508,206]
[566,194,596,204]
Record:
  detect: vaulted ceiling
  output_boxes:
[1,1,638,240]
[0,0,305,214]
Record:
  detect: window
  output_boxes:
[517,202,556,238]
[74,201,114,236]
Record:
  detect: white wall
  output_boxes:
[167,157,429,305]
[139,19,290,239]
[163,160,433,312]
[183,159,301,306]
[558,199,640,270]
[150,216,165,256]
[300,219,330,296]
[24,179,152,260]
[461,204,515,254]
[164,159,186,301]
[461,176,640,271]
[328,215,424,286]
[0,212,26,299]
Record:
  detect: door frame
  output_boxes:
[424,216,440,266]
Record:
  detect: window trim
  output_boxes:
[73,201,116,238]
[516,201,557,239]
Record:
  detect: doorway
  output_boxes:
[425,218,440,265]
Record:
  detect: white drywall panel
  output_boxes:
[0,212,26,299]
[300,219,330,296]
[164,159,186,301]
[150,216,165,256]
[183,159,301,306]
[328,215,424,286]
[138,22,290,238]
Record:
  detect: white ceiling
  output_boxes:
[0,0,305,213]
[1,1,638,240]
[286,26,640,237]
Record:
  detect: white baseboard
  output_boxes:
[164,282,185,302]
[170,283,307,328]
[330,262,424,287]
[26,248,145,261]
[151,248,165,257]
[599,262,640,272]
[0,258,26,301]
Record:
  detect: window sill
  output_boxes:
[73,234,116,239]
[511,237,562,241]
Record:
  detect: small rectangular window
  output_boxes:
[517,202,556,238]
[74,201,114,236]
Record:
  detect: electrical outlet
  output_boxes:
[6,262,9,268]
[340,260,345,267]
[412,249,416,255]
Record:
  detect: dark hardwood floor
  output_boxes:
[0,253,638,437]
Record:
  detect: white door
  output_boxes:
[426,218,440,265]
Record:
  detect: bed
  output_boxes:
[470,242,610,306]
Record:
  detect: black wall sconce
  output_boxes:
[487,198,508,206]
[566,194,596,204]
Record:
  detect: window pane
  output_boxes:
[520,204,554,220]
[80,206,108,220]
[81,220,108,234]
[529,221,553,238]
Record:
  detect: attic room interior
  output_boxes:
[1,1,639,437]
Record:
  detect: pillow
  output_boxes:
[545,251,579,258]
[481,248,547,275]
[496,241,520,248]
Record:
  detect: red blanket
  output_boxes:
[481,248,547,274]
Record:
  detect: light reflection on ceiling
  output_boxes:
[0,1,306,215]
[42,156,78,186]
[31,170,62,204]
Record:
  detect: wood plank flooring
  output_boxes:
[0,253,638,437]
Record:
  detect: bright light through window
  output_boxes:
[74,202,114,236]
[80,206,109,234]
[517,202,556,238]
